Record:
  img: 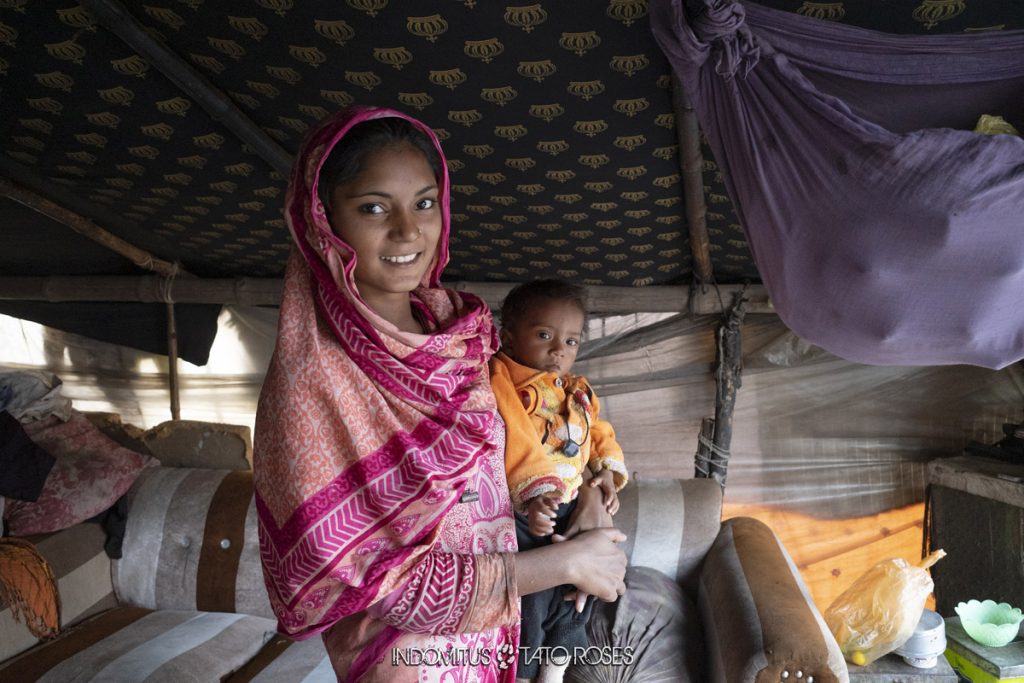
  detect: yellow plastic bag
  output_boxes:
[824,549,945,666]
[974,114,1020,137]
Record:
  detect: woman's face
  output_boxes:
[327,142,442,308]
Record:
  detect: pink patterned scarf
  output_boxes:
[254,107,500,640]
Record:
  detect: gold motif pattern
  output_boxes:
[7,1,914,282]
[798,3,846,22]
[504,5,548,32]
[464,38,504,63]
[229,16,269,41]
[559,31,601,56]
[913,0,965,28]
[407,15,446,42]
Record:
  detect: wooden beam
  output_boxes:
[0,276,775,314]
[0,276,275,306]
[0,154,146,242]
[672,73,714,285]
[0,178,183,278]
[449,282,772,315]
[80,0,293,175]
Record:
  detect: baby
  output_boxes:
[489,278,628,682]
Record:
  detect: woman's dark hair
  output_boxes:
[318,116,443,211]
[499,278,589,331]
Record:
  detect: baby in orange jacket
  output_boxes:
[489,278,628,682]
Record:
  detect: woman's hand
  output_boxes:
[559,527,627,602]
[558,477,612,539]
[515,528,627,603]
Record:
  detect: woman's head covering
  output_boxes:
[254,106,500,639]
[285,105,451,319]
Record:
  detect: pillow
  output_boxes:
[3,411,157,536]
[0,607,277,681]
[698,517,847,683]
[565,566,706,683]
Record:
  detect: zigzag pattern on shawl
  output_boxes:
[262,538,418,638]
[381,551,475,635]
[258,418,487,605]
[317,281,476,410]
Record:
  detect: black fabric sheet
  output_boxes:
[0,302,222,367]
[0,410,55,503]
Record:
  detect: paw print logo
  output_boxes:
[495,643,517,670]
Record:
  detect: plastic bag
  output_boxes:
[974,114,1020,137]
[824,549,945,666]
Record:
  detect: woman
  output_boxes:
[253,106,626,682]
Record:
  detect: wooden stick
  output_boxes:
[0,276,775,314]
[0,154,145,242]
[0,178,181,278]
[695,416,716,478]
[80,0,292,175]
[166,302,180,420]
[672,73,714,285]
[709,293,749,486]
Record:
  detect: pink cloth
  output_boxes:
[5,411,156,536]
[324,422,519,682]
[253,106,518,682]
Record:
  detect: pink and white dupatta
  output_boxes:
[254,107,516,679]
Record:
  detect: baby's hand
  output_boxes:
[589,469,620,515]
[526,495,561,536]
[564,589,590,613]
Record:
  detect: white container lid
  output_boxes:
[894,608,947,666]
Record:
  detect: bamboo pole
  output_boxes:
[166,301,180,420]
[695,416,716,479]
[80,0,292,176]
[0,155,144,243]
[0,178,181,278]
[672,73,714,286]
[0,276,775,314]
[708,293,749,486]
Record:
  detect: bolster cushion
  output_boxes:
[223,634,333,682]
[0,607,277,682]
[113,467,273,619]
[1,523,115,663]
[615,477,723,595]
[699,517,848,683]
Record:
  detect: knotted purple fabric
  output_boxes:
[652,0,1024,368]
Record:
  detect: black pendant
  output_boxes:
[459,489,480,504]
[563,440,580,457]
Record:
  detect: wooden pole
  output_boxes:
[708,293,749,486]
[672,74,714,286]
[695,416,716,478]
[0,275,775,314]
[0,154,146,242]
[0,178,182,278]
[166,301,180,420]
[80,0,293,176]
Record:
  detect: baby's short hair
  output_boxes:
[499,278,589,331]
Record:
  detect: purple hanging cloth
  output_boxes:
[650,0,1024,369]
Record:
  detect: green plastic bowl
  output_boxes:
[955,599,1024,648]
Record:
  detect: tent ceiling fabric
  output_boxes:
[0,0,757,286]
[2,0,1022,362]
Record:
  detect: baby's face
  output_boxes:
[501,299,585,377]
